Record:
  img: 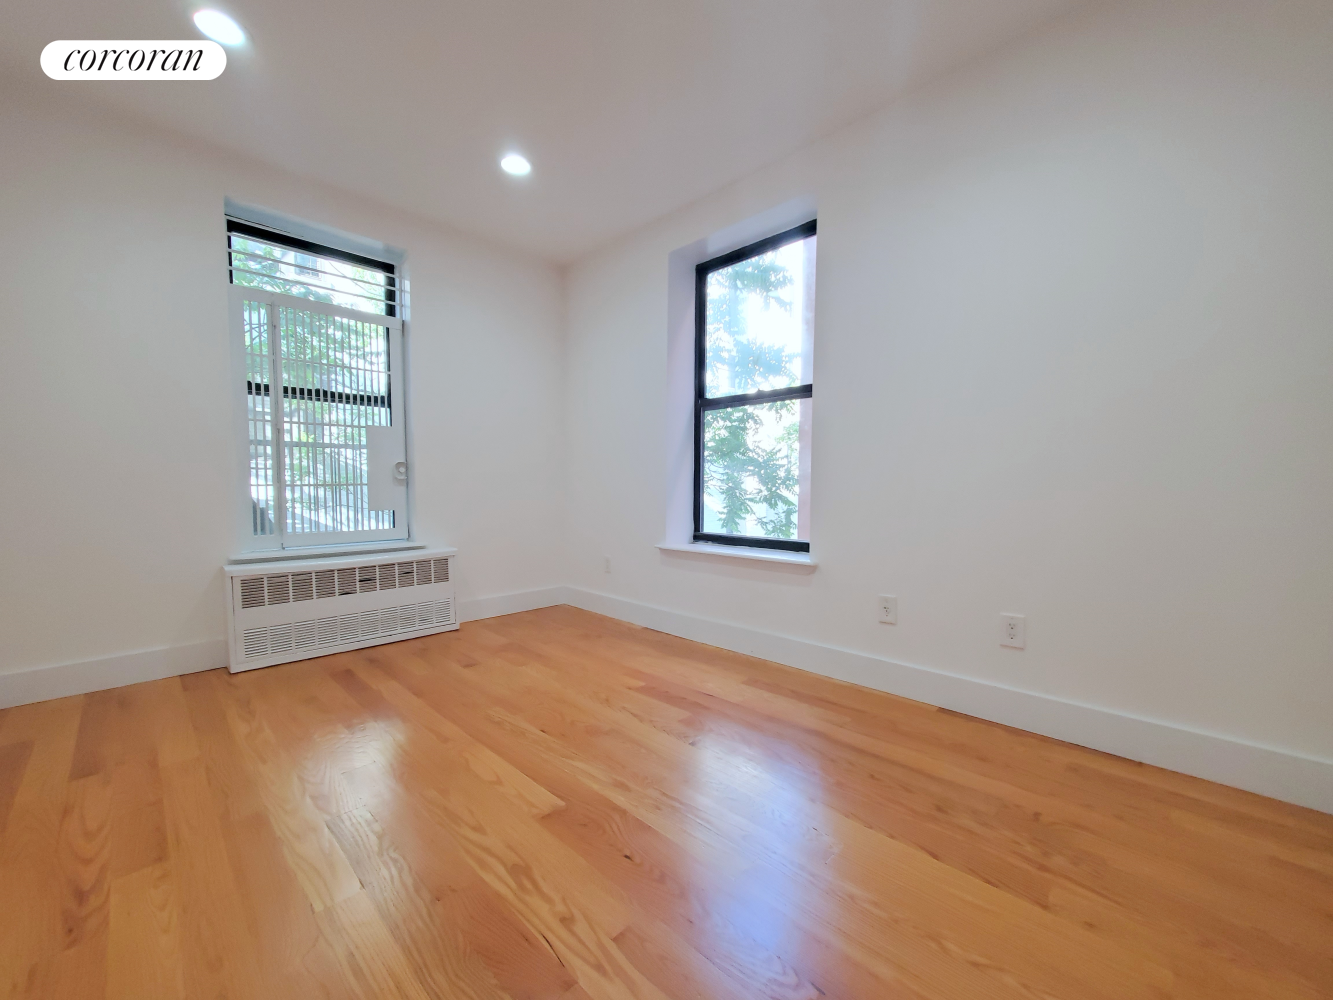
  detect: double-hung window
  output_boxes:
[227,220,409,550]
[695,220,816,552]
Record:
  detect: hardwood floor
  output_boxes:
[1,606,1330,1000]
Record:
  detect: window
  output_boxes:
[695,220,815,552]
[227,220,409,550]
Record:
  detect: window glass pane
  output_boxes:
[701,399,810,541]
[278,306,394,535]
[230,233,392,315]
[704,233,815,398]
[242,298,276,535]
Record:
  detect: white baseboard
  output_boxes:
[459,586,571,623]
[562,587,1333,815]
[5,586,1327,815]
[0,587,570,710]
[0,639,227,710]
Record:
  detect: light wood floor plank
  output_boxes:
[328,806,517,1000]
[106,862,185,1000]
[311,890,435,1000]
[0,741,34,839]
[107,752,167,881]
[56,772,113,952]
[206,672,363,912]
[341,762,578,1000]
[0,698,84,999]
[160,754,265,1000]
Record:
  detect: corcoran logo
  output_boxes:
[41,40,226,80]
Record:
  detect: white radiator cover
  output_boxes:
[222,547,458,672]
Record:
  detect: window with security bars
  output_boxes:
[695,220,815,552]
[228,221,409,549]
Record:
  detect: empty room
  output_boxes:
[1,0,1331,997]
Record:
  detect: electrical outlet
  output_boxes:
[877,595,898,625]
[1000,613,1025,649]
[603,556,611,574]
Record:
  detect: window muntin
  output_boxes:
[230,221,407,549]
[695,221,815,552]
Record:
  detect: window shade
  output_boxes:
[227,220,398,317]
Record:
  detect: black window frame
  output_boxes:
[693,219,816,553]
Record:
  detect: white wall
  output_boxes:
[0,83,567,683]
[564,0,1333,766]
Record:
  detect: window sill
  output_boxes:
[228,541,430,565]
[656,542,816,568]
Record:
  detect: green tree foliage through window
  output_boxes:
[704,254,796,395]
[703,401,801,537]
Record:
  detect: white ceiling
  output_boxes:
[3,0,1089,261]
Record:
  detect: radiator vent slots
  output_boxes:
[241,600,455,660]
[315,570,336,600]
[237,557,451,609]
[239,576,266,609]
[266,573,291,605]
[290,573,314,602]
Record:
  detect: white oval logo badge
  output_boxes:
[41,40,226,80]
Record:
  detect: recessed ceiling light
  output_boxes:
[500,153,532,177]
[193,9,246,46]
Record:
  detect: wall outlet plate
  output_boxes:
[1000,613,1026,649]
[878,595,898,625]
